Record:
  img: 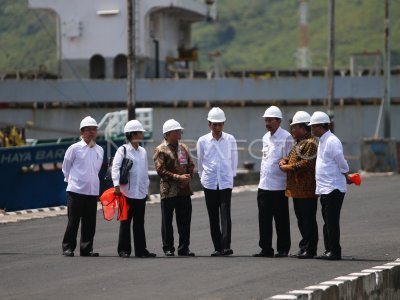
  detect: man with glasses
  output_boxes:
[61,116,104,257]
[154,119,195,257]
[197,107,238,256]
[253,106,293,258]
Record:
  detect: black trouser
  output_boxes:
[117,197,147,256]
[204,188,232,251]
[293,197,318,254]
[257,189,291,254]
[320,189,345,256]
[62,192,98,254]
[161,196,192,253]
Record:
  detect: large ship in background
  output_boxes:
[0,0,399,211]
[0,0,217,211]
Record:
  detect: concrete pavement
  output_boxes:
[0,174,399,299]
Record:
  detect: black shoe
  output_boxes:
[80,251,99,257]
[314,251,329,259]
[252,250,274,257]
[222,249,233,256]
[290,250,305,258]
[324,251,341,260]
[314,251,341,260]
[63,249,74,257]
[274,252,288,258]
[211,250,223,257]
[164,250,175,257]
[136,250,156,258]
[178,250,195,257]
[297,251,316,259]
[119,251,130,258]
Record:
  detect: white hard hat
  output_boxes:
[262,106,282,119]
[124,120,145,133]
[207,107,226,123]
[80,116,98,130]
[308,111,331,126]
[162,119,184,134]
[290,111,311,125]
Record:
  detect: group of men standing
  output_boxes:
[253,106,350,260]
[61,106,351,261]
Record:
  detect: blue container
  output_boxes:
[0,138,124,211]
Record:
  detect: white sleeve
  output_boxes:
[144,149,150,188]
[285,135,294,157]
[111,146,125,186]
[332,139,349,173]
[196,139,203,177]
[62,145,75,182]
[231,136,238,177]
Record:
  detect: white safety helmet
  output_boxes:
[207,107,226,123]
[290,111,311,125]
[124,120,145,133]
[308,111,331,126]
[80,116,98,130]
[162,119,184,134]
[262,105,282,119]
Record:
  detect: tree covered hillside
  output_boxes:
[0,0,399,73]
[193,0,400,69]
[0,0,57,73]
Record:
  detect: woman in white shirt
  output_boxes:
[112,120,156,258]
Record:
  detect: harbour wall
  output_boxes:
[1,105,399,172]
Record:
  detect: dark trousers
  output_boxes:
[320,189,345,256]
[161,196,192,253]
[293,197,318,254]
[62,192,98,254]
[204,188,232,251]
[257,189,291,254]
[117,197,147,256]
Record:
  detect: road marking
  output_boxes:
[0,185,258,224]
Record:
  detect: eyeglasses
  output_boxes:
[83,127,98,132]
[170,130,183,134]
[264,118,279,123]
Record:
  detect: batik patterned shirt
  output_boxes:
[153,140,195,199]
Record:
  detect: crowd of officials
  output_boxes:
[61,106,352,260]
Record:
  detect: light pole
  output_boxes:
[383,0,391,138]
[127,0,136,121]
[327,0,335,131]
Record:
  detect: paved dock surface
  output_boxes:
[0,174,399,299]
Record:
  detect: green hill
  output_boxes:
[0,0,57,73]
[0,0,399,73]
[193,0,400,69]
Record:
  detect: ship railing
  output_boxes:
[97,108,153,140]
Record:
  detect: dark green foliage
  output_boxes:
[193,0,400,70]
[0,0,57,73]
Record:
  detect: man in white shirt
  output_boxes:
[253,106,293,258]
[61,116,104,257]
[197,107,238,256]
[309,111,351,260]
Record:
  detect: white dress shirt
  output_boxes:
[315,130,349,194]
[62,139,104,196]
[197,131,238,190]
[112,143,149,199]
[258,127,293,191]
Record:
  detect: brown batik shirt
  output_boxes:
[283,133,318,198]
[153,140,195,199]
